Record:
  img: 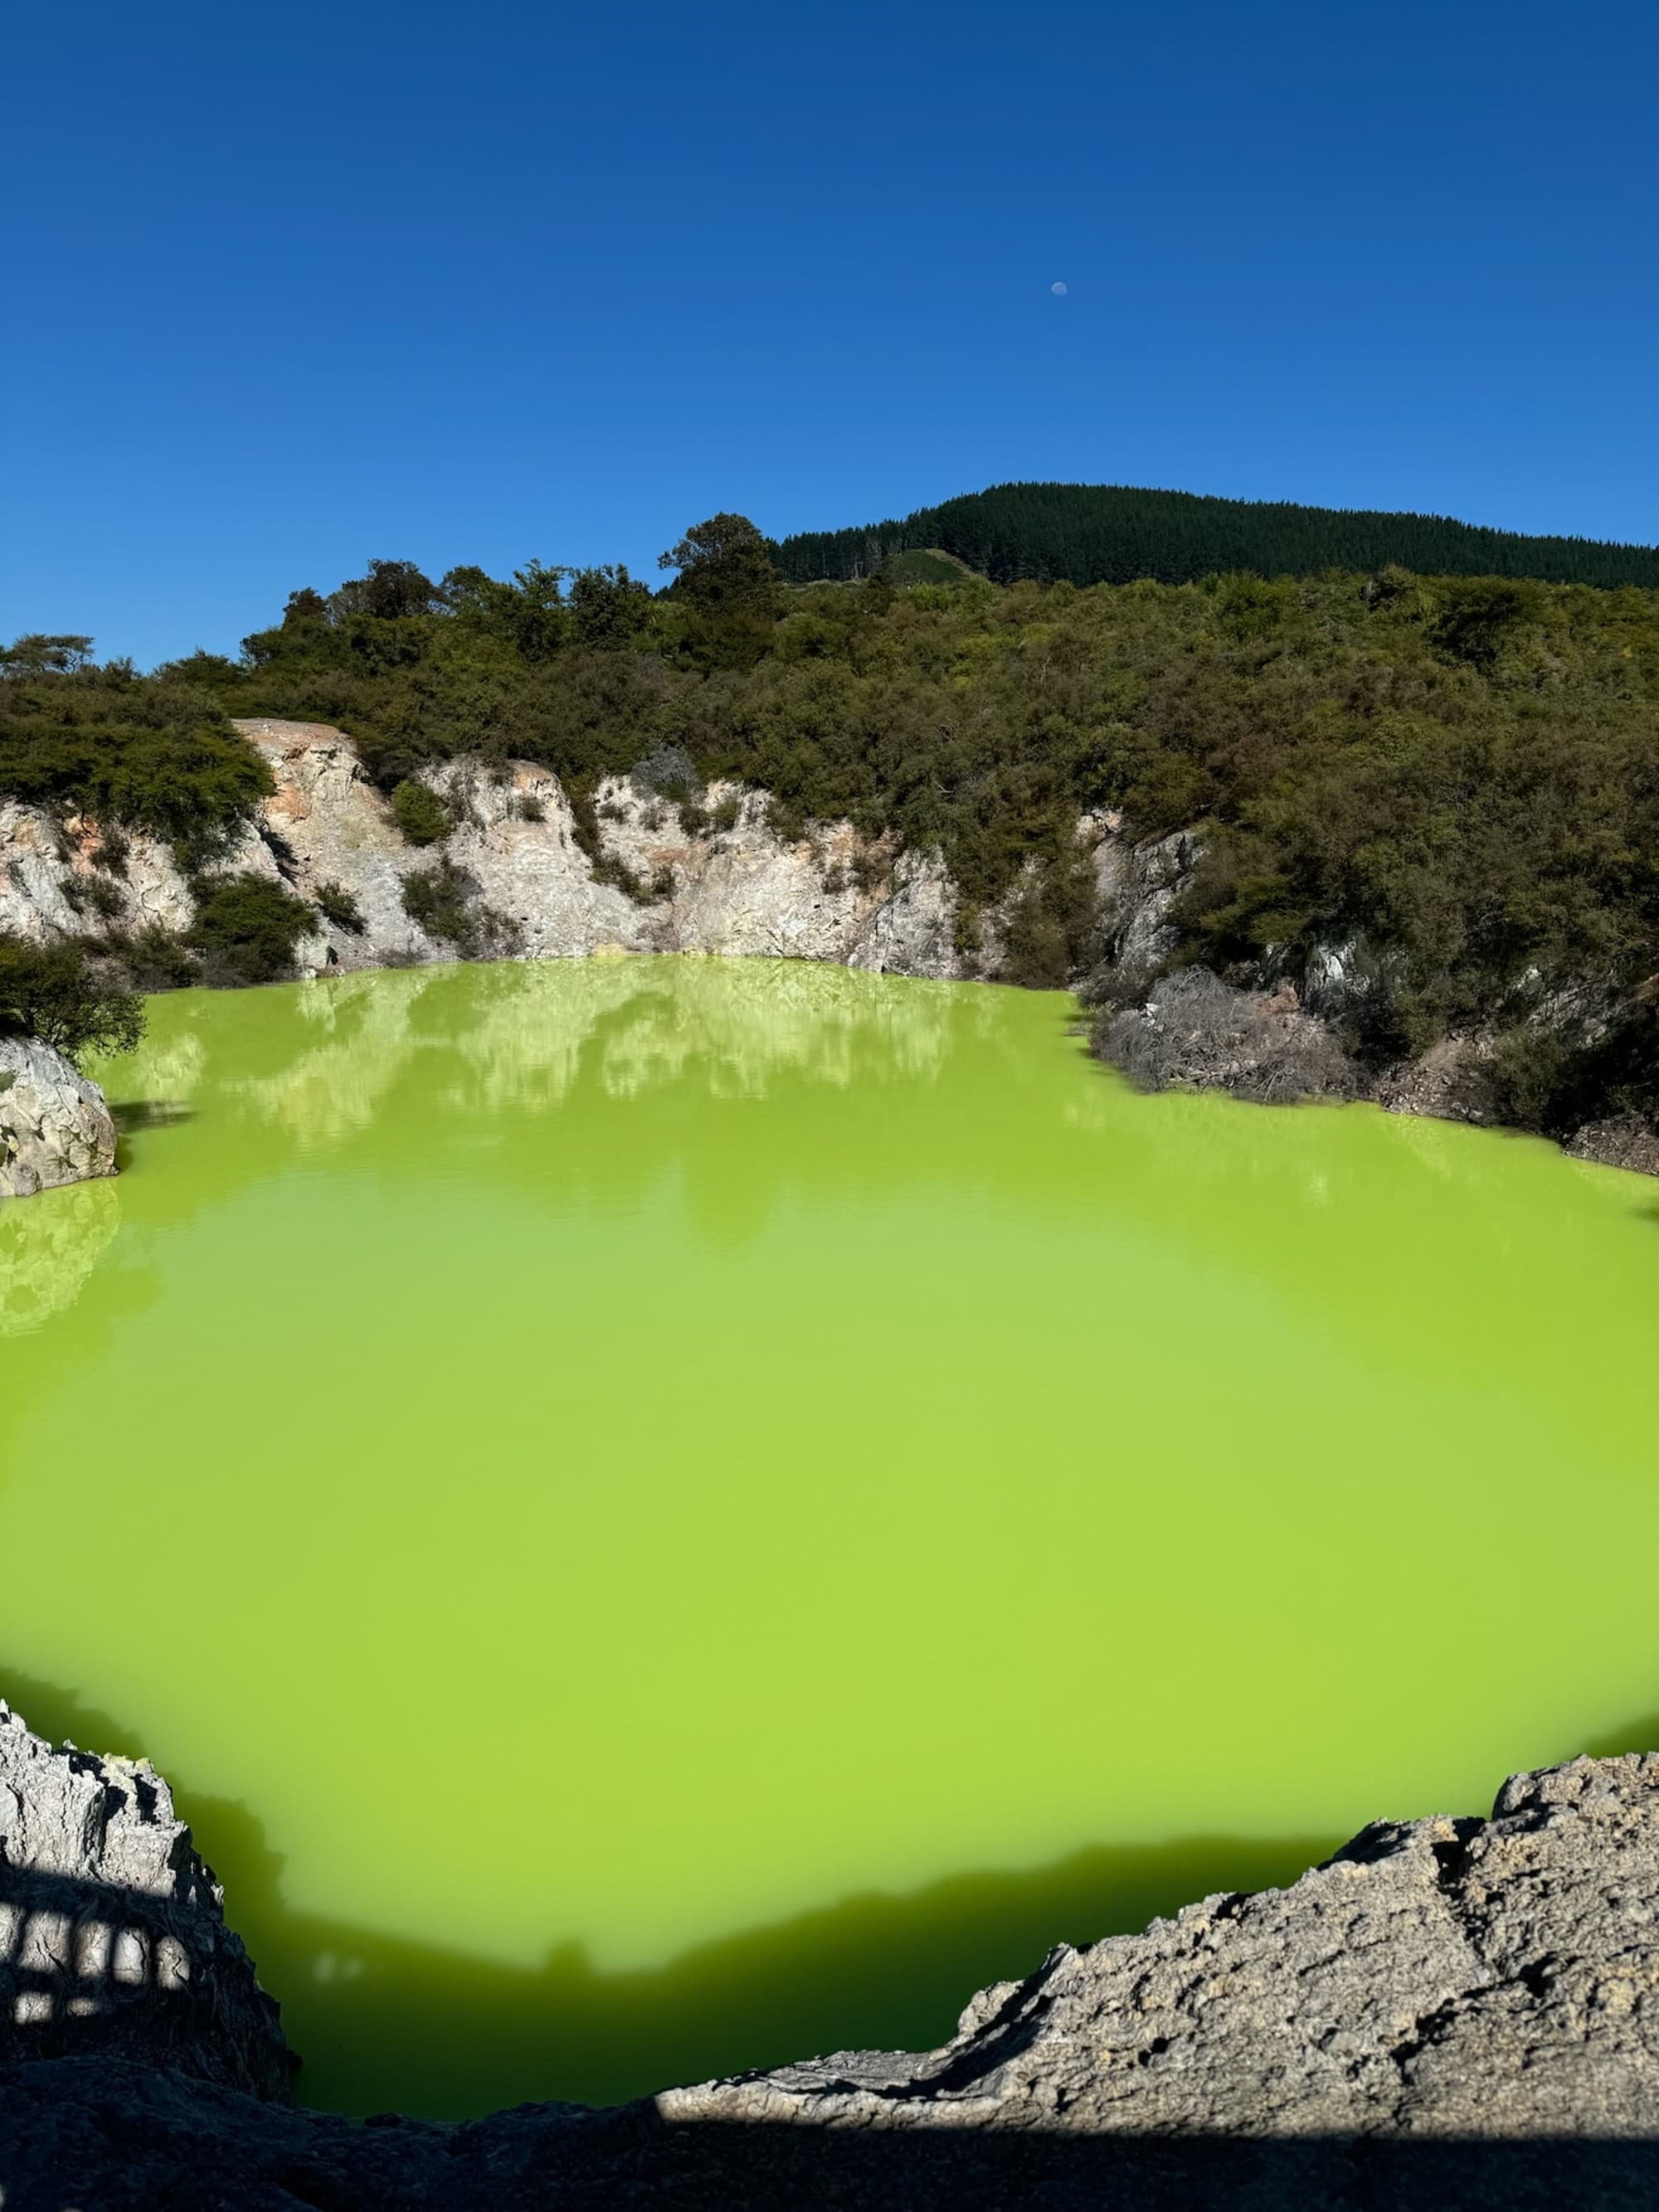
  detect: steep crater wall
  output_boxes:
[0,719,1653,1185]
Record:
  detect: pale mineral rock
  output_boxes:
[0,1037,118,1199]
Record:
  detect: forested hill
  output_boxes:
[770,484,1659,591]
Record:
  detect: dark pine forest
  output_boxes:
[771,483,1659,592]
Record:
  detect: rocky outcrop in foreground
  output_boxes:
[0,1704,288,2097]
[3,1699,1659,2210]
[0,1037,116,1198]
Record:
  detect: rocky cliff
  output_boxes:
[236,721,965,980]
[1087,830,1657,1174]
[1,719,1653,1184]
[3,1699,1659,2209]
[0,722,969,987]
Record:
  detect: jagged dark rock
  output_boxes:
[1567,1115,1659,1176]
[3,1700,1659,2208]
[1100,966,1360,1106]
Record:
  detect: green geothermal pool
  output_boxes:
[2,956,1657,2117]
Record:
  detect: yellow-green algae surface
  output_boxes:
[2,957,1657,2117]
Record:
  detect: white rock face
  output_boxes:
[580,774,962,975]
[0,804,193,943]
[0,1038,117,1199]
[425,758,652,959]
[0,719,974,986]
[236,727,969,979]
[237,719,442,970]
[1092,823,1201,977]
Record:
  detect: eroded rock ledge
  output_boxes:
[3,1700,1658,2209]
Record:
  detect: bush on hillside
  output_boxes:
[0,936,145,1062]
[400,859,516,957]
[0,661,272,857]
[187,874,315,985]
[313,879,366,934]
[391,780,451,847]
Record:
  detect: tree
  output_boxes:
[568,564,652,649]
[328,560,440,623]
[187,875,315,984]
[508,561,572,661]
[658,514,781,669]
[1,635,95,677]
[391,780,451,846]
[0,937,145,1061]
[281,587,331,628]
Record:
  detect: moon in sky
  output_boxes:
[1050,281,1068,295]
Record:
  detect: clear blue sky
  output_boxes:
[6,0,1655,668]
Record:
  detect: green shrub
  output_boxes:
[0,668,273,853]
[82,874,126,922]
[1486,1027,1574,1131]
[390,780,450,847]
[105,926,198,993]
[630,744,702,803]
[400,853,479,950]
[187,874,314,984]
[313,879,366,934]
[999,848,1098,990]
[0,936,145,1061]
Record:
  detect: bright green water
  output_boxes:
[2,955,1657,2117]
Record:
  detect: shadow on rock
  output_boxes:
[2,2061,1658,2212]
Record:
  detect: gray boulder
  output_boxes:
[0,1036,117,1198]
